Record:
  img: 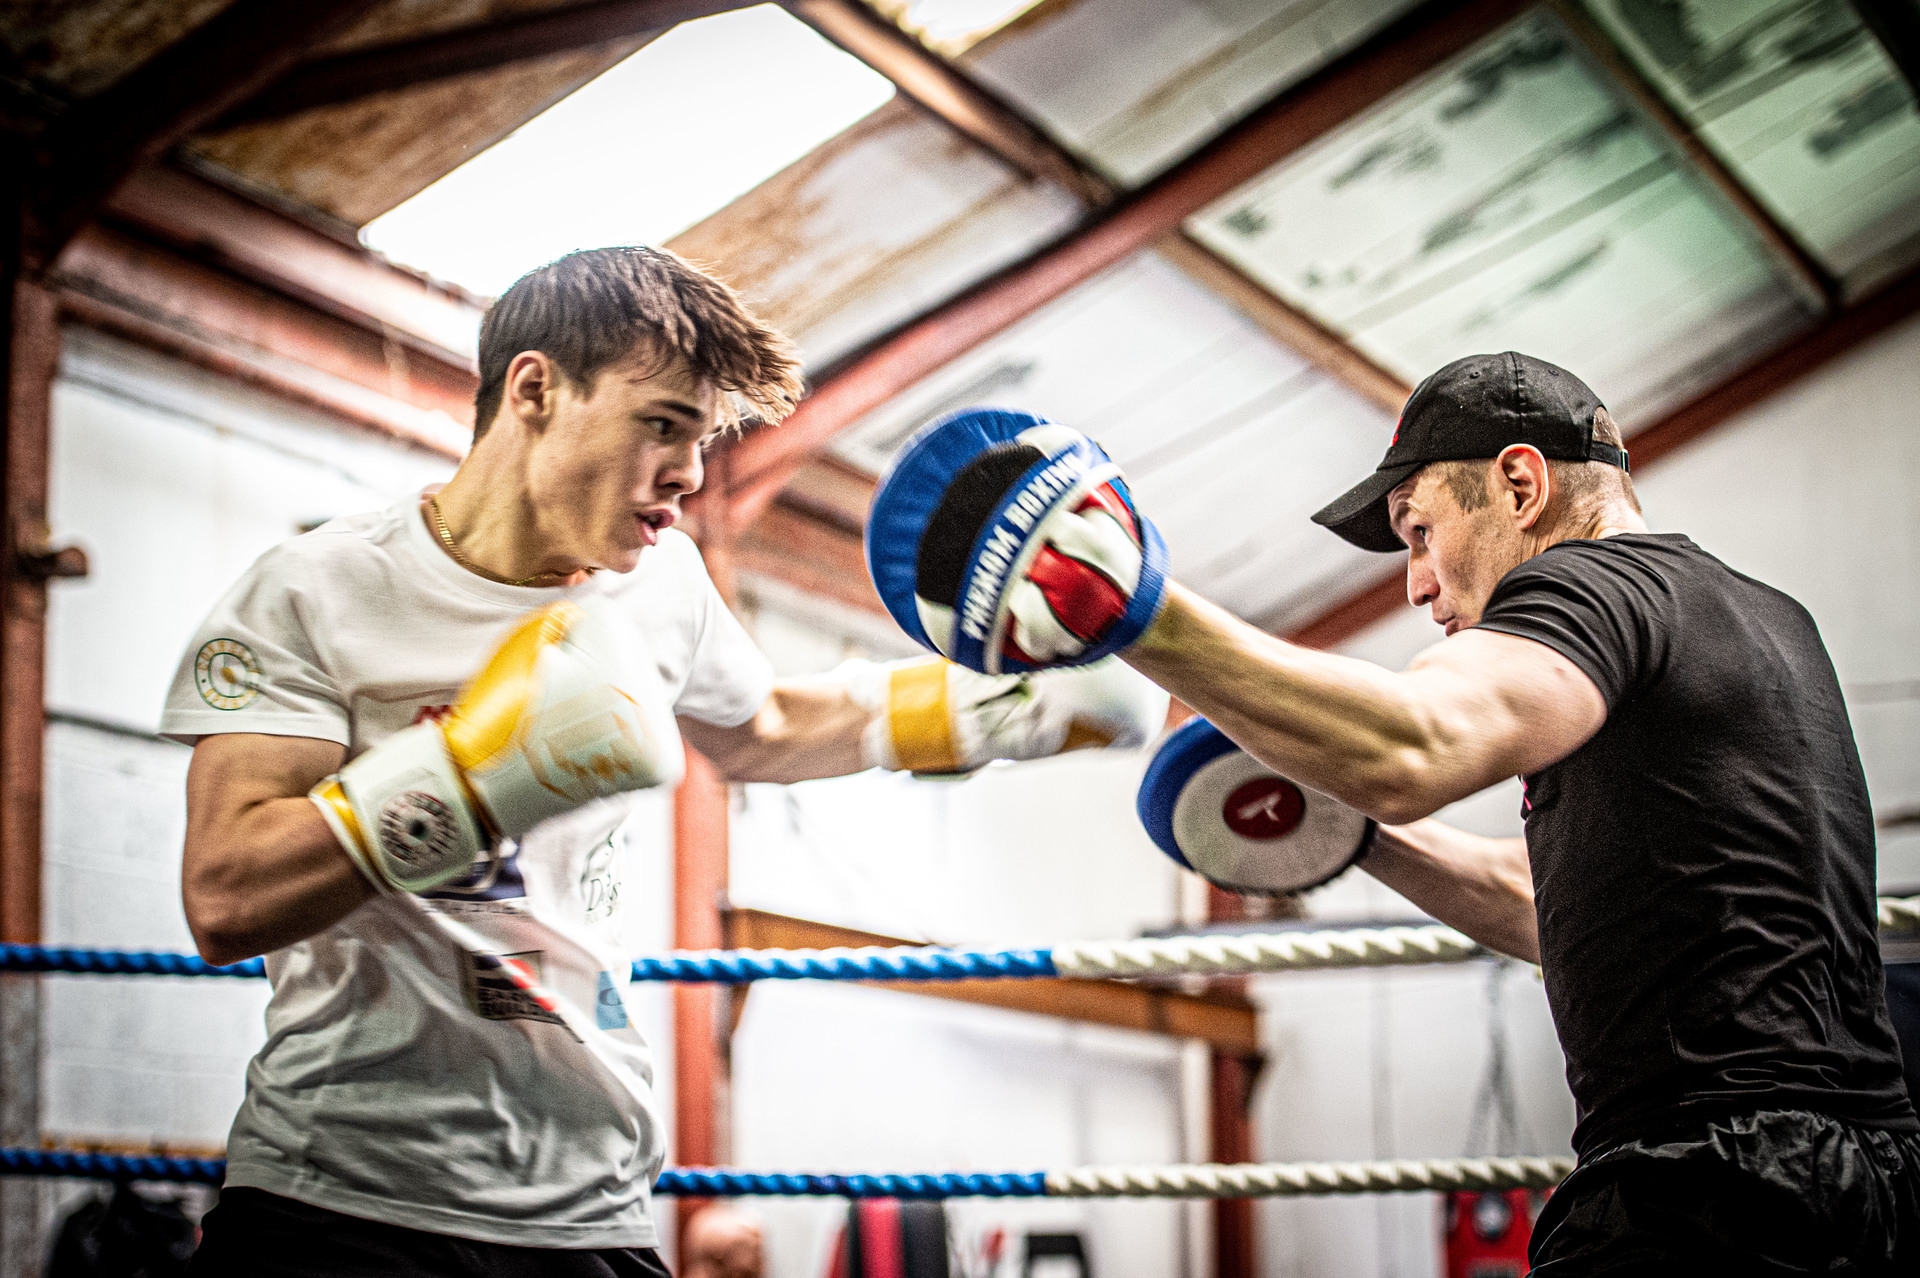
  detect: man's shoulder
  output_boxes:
[256,504,413,578]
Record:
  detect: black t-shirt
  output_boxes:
[1476,533,1916,1155]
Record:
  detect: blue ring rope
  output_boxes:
[0,1148,1046,1197]
[0,943,1057,984]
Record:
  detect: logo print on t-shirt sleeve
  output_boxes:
[194,639,261,710]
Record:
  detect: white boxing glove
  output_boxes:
[311,598,684,893]
[840,655,1168,775]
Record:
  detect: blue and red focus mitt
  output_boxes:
[866,408,1168,675]
[1137,716,1374,895]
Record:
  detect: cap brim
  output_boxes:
[1310,462,1423,553]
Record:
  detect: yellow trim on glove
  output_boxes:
[443,602,582,772]
[887,658,959,774]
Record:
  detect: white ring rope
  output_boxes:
[1043,1155,1574,1198]
[1050,925,1484,979]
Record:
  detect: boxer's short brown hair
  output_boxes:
[473,247,802,440]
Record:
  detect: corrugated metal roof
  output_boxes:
[1582,0,1920,296]
[963,0,1430,184]
[827,250,1396,629]
[1184,10,1822,425]
[669,96,1083,369]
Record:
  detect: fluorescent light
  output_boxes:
[361,4,895,298]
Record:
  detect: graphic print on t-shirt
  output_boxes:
[463,949,565,1027]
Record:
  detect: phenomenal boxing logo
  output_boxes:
[1223,777,1306,841]
[958,451,1093,644]
[193,638,261,711]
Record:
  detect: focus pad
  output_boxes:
[1136,716,1373,894]
[915,442,1044,625]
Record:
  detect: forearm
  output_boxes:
[1362,822,1538,962]
[680,682,870,784]
[185,799,374,964]
[182,735,373,965]
[1127,584,1465,821]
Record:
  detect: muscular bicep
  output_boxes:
[185,732,345,831]
[1402,629,1607,789]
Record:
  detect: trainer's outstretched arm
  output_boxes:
[679,680,871,784]
[1369,823,1538,963]
[183,733,372,966]
[1126,583,1605,825]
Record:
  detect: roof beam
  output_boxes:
[1281,263,1920,650]
[221,0,756,127]
[783,0,1110,205]
[99,164,483,366]
[1550,0,1835,309]
[724,908,1260,1054]
[25,0,388,269]
[725,0,1532,526]
[53,223,473,458]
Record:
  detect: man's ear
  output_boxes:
[1496,444,1551,530]
[501,351,561,432]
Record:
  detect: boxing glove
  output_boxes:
[840,655,1168,775]
[867,408,1168,675]
[311,599,683,894]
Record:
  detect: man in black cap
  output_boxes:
[1116,352,1920,1272]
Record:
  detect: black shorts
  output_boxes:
[1529,1109,1920,1276]
[188,1187,673,1278]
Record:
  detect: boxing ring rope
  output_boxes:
[0,1147,1575,1198]
[6,896,1917,983]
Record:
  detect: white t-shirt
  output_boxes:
[160,494,774,1249]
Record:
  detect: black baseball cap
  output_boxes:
[1311,352,1628,553]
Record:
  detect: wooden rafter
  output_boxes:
[724,0,1535,527]
[221,0,756,127]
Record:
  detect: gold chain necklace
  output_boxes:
[426,495,580,588]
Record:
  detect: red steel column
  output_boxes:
[674,453,738,1251]
[1207,888,1259,1278]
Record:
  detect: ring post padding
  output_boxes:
[1137,717,1242,870]
[867,406,1058,653]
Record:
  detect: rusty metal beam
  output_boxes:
[788,0,1410,419]
[736,503,888,618]
[784,0,1110,204]
[25,0,389,268]
[2,276,56,947]
[222,0,755,127]
[725,0,1534,526]
[100,165,483,366]
[52,223,472,459]
[724,909,1262,1054]
[1280,263,1920,651]
[1154,236,1411,415]
[1550,0,1835,310]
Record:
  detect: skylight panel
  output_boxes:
[360,5,896,298]
[1184,11,1822,423]
[1580,0,1920,295]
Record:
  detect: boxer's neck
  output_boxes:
[425,444,596,588]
